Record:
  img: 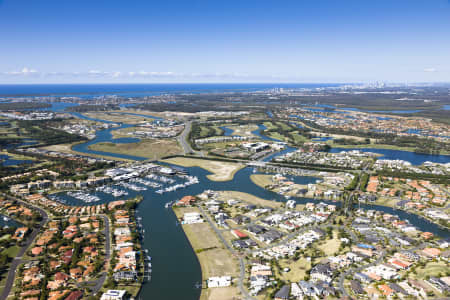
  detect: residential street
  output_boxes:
[0,199,48,300]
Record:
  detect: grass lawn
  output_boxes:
[263,122,277,130]
[89,138,182,159]
[291,132,309,143]
[277,257,311,282]
[84,112,152,124]
[374,197,398,208]
[110,126,137,138]
[250,174,274,189]
[413,261,449,279]
[1,245,20,258]
[267,132,288,142]
[118,109,167,118]
[0,234,11,241]
[227,124,259,137]
[174,207,240,300]
[327,142,429,153]
[0,275,8,296]
[318,230,341,256]
[42,143,131,162]
[0,151,36,161]
[212,126,224,136]
[163,157,244,181]
[199,125,212,138]
[276,122,292,131]
[116,283,141,297]
[201,286,240,300]
[218,191,282,209]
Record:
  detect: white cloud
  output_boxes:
[0,68,296,82]
[4,67,38,75]
[423,67,437,73]
[111,71,121,78]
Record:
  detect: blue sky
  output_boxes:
[0,0,449,83]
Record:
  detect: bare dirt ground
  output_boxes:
[163,157,244,181]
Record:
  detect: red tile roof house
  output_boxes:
[83,265,95,277]
[12,227,29,240]
[31,246,44,256]
[388,259,411,270]
[65,291,83,300]
[378,284,395,297]
[49,260,61,271]
[421,248,441,259]
[55,272,70,282]
[176,195,197,206]
[20,290,40,298]
[421,232,434,240]
[70,267,83,280]
[231,229,248,239]
[61,249,74,264]
[63,226,78,239]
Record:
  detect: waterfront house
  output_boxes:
[100,290,127,300]
[113,271,137,281]
[421,247,441,259]
[183,212,203,224]
[207,276,232,288]
[176,195,197,206]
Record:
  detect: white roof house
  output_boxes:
[207,276,232,288]
[100,290,126,300]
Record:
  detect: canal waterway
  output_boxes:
[330,147,450,165]
[55,163,449,299]
[70,112,148,161]
[60,113,450,299]
[0,214,20,228]
[219,126,235,136]
[0,153,34,166]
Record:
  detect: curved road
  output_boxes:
[0,199,48,300]
[338,250,387,297]
[76,215,111,295]
[178,121,204,157]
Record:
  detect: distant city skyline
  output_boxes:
[1,0,449,83]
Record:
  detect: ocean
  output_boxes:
[0,83,341,98]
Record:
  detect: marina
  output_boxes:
[46,162,449,300]
[66,191,101,203]
[7,102,447,300]
[96,185,129,197]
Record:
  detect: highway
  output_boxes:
[178,121,204,157]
